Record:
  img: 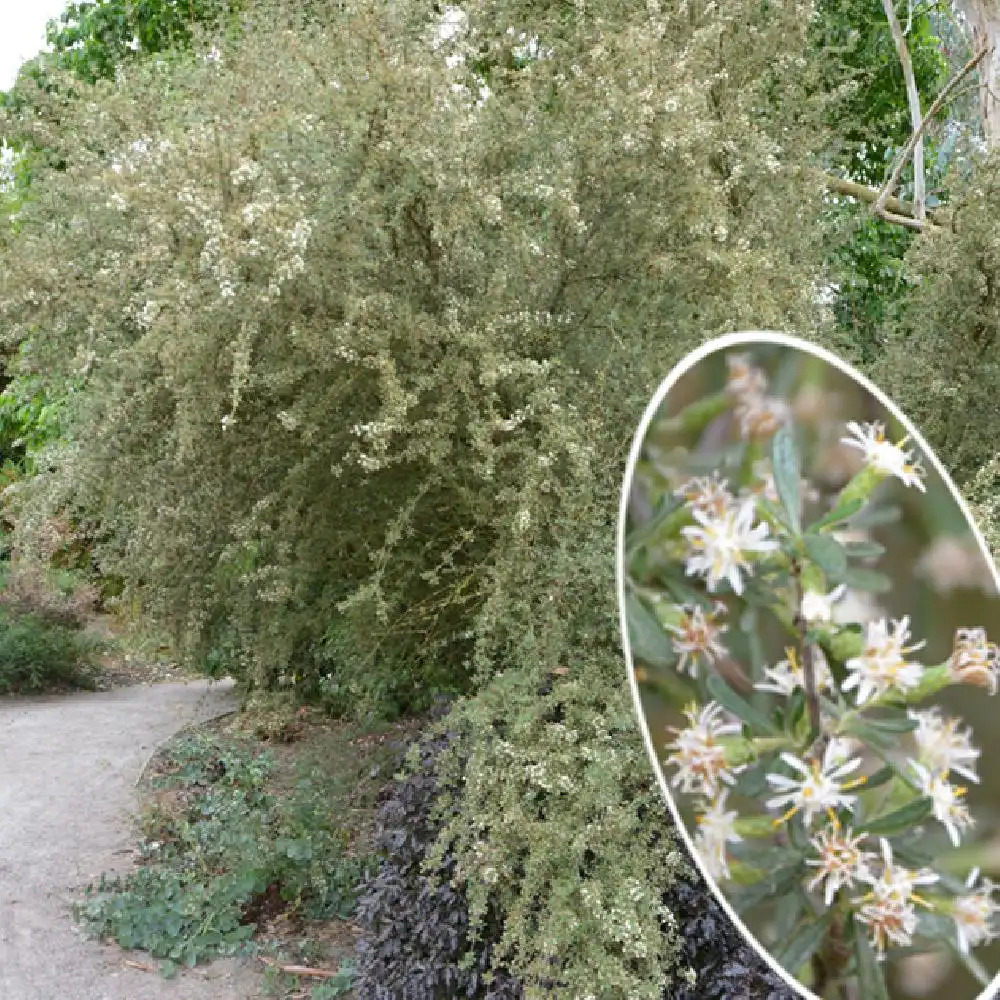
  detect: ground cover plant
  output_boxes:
[75,712,418,995]
[622,338,1000,998]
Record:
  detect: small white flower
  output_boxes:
[765,743,867,828]
[801,584,847,624]
[664,602,728,678]
[674,472,734,518]
[909,707,980,784]
[843,616,925,706]
[909,761,973,847]
[953,869,1000,954]
[664,702,743,799]
[725,353,768,398]
[806,824,876,906]
[755,645,835,698]
[841,420,927,491]
[435,6,468,46]
[735,395,789,441]
[681,497,778,595]
[854,839,938,956]
[205,46,222,63]
[693,790,742,881]
[949,626,1000,695]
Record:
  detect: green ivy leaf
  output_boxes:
[771,424,802,534]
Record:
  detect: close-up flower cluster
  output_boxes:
[625,340,1000,999]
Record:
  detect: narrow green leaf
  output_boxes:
[804,533,848,579]
[707,674,779,736]
[808,496,864,533]
[840,714,898,753]
[733,861,804,914]
[843,540,886,559]
[775,912,831,976]
[864,764,896,789]
[756,493,793,534]
[854,916,890,1000]
[862,713,919,735]
[625,594,675,668]
[861,796,934,836]
[771,425,801,534]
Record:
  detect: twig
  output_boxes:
[259,955,343,979]
[874,42,990,228]
[882,0,925,220]
[123,959,157,972]
[821,172,941,224]
[791,566,821,742]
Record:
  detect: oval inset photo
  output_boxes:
[618,332,1000,1000]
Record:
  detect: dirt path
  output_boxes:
[0,679,265,1000]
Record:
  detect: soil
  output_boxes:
[0,677,266,1000]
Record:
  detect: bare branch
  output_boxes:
[882,0,926,219]
[821,172,942,227]
[873,42,990,228]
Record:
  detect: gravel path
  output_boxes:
[0,679,264,1000]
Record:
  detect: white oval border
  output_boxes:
[615,330,1000,1000]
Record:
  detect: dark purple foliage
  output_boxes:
[354,718,797,1000]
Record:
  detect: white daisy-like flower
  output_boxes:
[801,584,848,625]
[953,869,1000,954]
[693,790,742,881]
[949,626,1000,695]
[725,353,768,398]
[755,645,835,697]
[664,602,729,678]
[909,760,974,847]
[674,472,735,519]
[856,891,920,957]
[735,395,789,441]
[765,743,867,828]
[840,420,927,491]
[664,702,744,799]
[843,616,926,706]
[681,497,779,595]
[908,707,980,784]
[806,824,876,906]
[854,838,938,956]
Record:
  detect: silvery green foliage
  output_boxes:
[0,0,831,701]
[0,0,835,993]
[357,723,794,1000]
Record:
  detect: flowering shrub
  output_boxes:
[624,340,1000,998]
